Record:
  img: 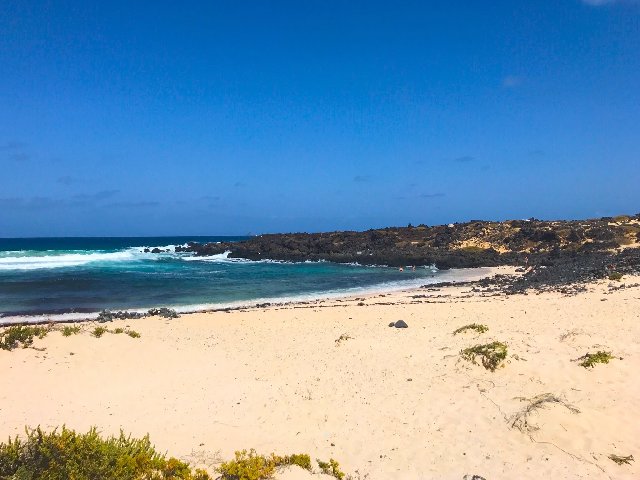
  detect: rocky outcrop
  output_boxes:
[175,214,640,269]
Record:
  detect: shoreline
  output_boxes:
[2,273,638,479]
[0,266,508,326]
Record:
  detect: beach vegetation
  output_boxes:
[576,351,615,368]
[61,325,81,336]
[91,326,108,338]
[608,454,634,465]
[0,325,50,351]
[335,333,353,346]
[453,323,488,335]
[217,449,313,479]
[608,271,623,281]
[0,426,211,479]
[317,458,345,480]
[509,393,579,433]
[91,326,141,339]
[460,341,508,371]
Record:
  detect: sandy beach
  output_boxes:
[1,269,639,479]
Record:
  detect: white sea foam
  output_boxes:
[0,247,179,271]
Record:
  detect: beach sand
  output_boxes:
[1,269,639,479]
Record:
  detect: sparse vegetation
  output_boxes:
[92,326,141,339]
[453,323,488,335]
[61,325,81,337]
[92,326,108,338]
[608,454,634,465]
[0,325,50,351]
[509,393,579,433]
[317,458,345,480]
[460,341,508,371]
[335,333,353,346]
[608,271,623,281]
[576,351,615,368]
[0,426,211,479]
[216,449,314,480]
[559,329,582,342]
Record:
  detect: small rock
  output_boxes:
[388,322,395,327]
[394,320,408,328]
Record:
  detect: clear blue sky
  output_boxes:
[1,1,638,236]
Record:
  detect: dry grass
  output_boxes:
[509,393,579,433]
[608,454,634,465]
[335,333,353,346]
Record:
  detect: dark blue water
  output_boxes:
[0,237,440,319]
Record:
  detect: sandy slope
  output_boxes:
[1,271,639,479]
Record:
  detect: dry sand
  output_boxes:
[1,269,639,479]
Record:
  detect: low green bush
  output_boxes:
[577,351,615,368]
[0,426,210,479]
[91,326,140,339]
[608,271,623,281]
[92,326,108,338]
[61,325,81,337]
[0,325,50,351]
[461,341,508,371]
[317,458,345,479]
[217,450,314,480]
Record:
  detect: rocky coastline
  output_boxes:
[176,215,640,273]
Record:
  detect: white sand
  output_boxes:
[1,270,639,479]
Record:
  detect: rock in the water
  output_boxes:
[151,248,162,253]
[394,320,408,328]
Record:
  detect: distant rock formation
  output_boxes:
[174,214,640,269]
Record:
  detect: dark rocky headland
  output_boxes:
[177,214,640,275]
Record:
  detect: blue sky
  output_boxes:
[1,1,639,236]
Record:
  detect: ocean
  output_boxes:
[0,236,449,323]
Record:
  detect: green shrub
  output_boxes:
[92,326,108,338]
[0,325,50,351]
[453,323,488,335]
[608,272,623,281]
[113,327,125,334]
[277,453,312,471]
[577,351,615,368]
[61,325,81,337]
[317,458,345,480]
[217,450,315,479]
[126,330,141,338]
[461,341,508,371]
[0,426,211,479]
[217,449,276,480]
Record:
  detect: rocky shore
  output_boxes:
[177,214,640,271]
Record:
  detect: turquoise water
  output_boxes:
[0,237,440,319]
